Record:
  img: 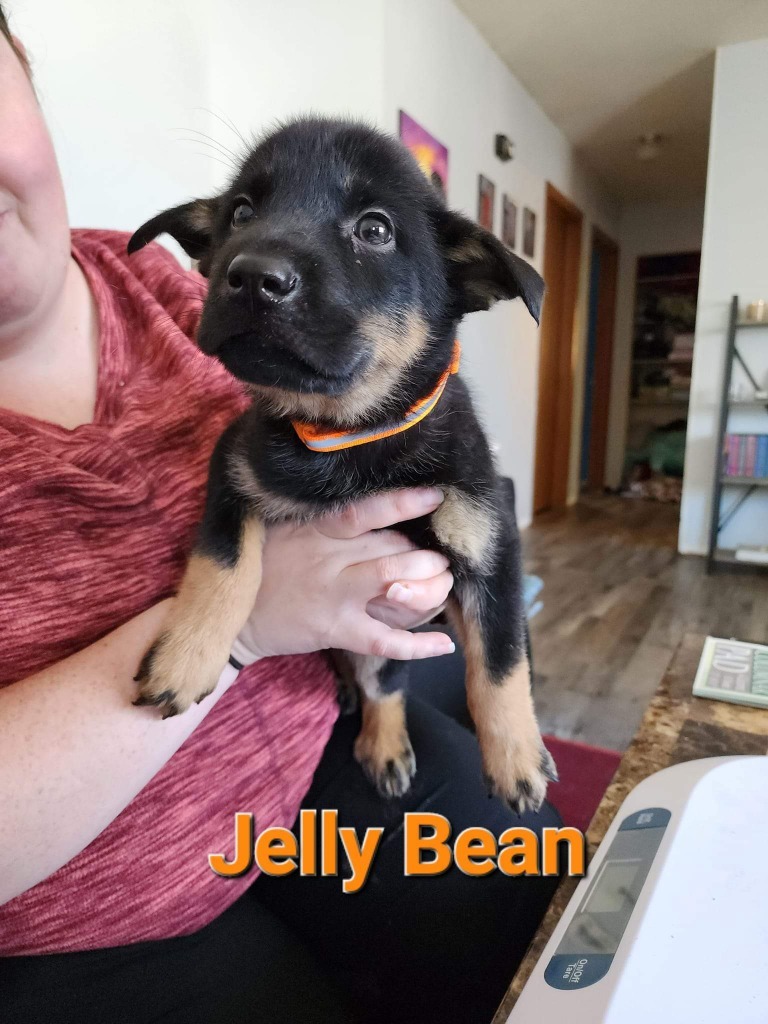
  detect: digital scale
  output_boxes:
[508,756,768,1023]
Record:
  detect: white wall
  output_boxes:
[12,0,385,254]
[11,0,619,527]
[606,199,705,489]
[205,0,385,188]
[13,0,210,246]
[680,37,768,555]
[381,0,620,522]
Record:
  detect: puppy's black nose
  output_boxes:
[226,253,300,303]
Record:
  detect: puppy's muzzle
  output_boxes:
[226,252,300,305]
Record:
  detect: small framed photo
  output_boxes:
[523,207,536,258]
[502,195,517,249]
[478,174,495,231]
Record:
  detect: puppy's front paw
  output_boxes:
[481,734,558,815]
[354,730,416,799]
[133,631,222,719]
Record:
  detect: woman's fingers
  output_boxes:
[349,548,450,596]
[385,568,454,609]
[367,569,454,626]
[316,488,444,539]
[346,616,455,661]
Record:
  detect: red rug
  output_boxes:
[542,735,622,834]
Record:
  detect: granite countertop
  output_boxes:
[492,630,768,1023]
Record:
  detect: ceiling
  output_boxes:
[455,0,768,203]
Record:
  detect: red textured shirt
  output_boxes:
[0,229,338,955]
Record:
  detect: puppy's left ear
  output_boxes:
[127,198,219,276]
[437,210,545,324]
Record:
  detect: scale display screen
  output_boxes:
[584,859,642,915]
[544,807,670,990]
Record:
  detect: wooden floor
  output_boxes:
[524,494,768,751]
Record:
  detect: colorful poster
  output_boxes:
[399,111,448,198]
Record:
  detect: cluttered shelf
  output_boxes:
[636,272,700,284]
[631,396,689,407]
[622,251,700,504]
[633,356,693,367]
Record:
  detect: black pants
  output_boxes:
[1,646,561,1024]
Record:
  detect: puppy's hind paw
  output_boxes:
[482,742,558,816]
[539,745,559,784]
[355,732,416,799]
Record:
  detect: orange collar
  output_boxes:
[292,340,461,453]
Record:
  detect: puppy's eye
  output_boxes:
[232,200,254,227]
[354,213,393,246]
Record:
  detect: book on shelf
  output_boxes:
[723,433,768,479]
[735,547,768,565]
[746,434,757,476]
[671,332,695,357]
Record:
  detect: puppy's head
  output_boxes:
[129,118,543,424]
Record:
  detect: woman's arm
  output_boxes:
[0,598,239,906]
[0,488,453,906]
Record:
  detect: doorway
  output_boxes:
[533,183,583,513]
[580,227,619,490]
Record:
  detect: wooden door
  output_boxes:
[533,184,583,513]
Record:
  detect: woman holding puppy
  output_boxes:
[0,8,560,1023]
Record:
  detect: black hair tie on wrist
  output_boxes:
[228,654,244,671]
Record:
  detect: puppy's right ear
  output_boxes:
[127,198,219,276]
[436,209,545,324]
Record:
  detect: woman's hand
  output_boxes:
[235,488,455,662]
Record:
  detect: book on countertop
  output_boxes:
[693,636,768,708]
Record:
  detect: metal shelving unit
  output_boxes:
[706,295,768,571]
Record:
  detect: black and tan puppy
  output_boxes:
[128,117,557,812]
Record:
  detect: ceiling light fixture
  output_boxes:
[636,133,663,161]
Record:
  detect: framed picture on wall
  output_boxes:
[523,207,536,258]
[478,174,495,231]
[502,195,517,249]
[399,110,448,199]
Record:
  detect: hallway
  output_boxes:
[524,495,768,750]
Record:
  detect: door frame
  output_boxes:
[583,226,619,490]
[533,183,583,513]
